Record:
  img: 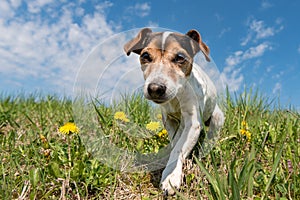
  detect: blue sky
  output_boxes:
[0,0,299,109]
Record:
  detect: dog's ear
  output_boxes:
[186,30,210,62]
[124,28,152,56]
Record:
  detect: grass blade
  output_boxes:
[262,122,287,200]
[195,156,226,200]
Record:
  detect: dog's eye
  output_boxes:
[174,53,186,64]
[140,52,152,62]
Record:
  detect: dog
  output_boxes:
[124,28,225,195]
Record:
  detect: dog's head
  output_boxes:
[124,28,210,104]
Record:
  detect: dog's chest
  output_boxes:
[161,98,181,116]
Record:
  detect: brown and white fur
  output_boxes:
[124,28,224,195]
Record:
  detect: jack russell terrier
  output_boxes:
[124,28,225,195]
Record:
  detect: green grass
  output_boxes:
[0,89,299,199]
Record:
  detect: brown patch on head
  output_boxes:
[124,28,210,61]
[186,30,210,62]
[137,32,199,81]
[140,34,164,61]
[138,33,165,79]
[124,28,210,80]
[124,28,152,55]
[163,36,194,76]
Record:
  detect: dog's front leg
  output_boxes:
[160,110,201,195]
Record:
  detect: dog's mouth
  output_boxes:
[152,99,166,104]
[145,94,175,105]
[144,95,167,104]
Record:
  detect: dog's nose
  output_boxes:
[147,83,166,98]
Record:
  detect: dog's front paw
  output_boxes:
[160,170,182,196]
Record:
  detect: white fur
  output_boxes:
[158,63,225,195]
[161,31,172,50]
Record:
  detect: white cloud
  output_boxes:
[241,19,283,46]
[27,0,53,13]
[218,27,231,38]
[225,51,242,66]
[266,65,273,73]
[272,82,281,94]
[0,1,156,100]
[10,0,22,8]
[94,1,113,12]
[223,17,283,93]
[147,21,159,28]
[272,71,284,79]
[74,38,144,102]
[0,0,119,94]
[225,42,272,67]
[243,42,272,59]
[0,1,14,18]
[298,45,300,54]
[220,66,244,92]
[261,0,273,9]
[214,13,223,22]
[251,20,274,39]
[221,42,272,91]
[126,2,151,17]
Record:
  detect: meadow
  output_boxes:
[0,89,299,199]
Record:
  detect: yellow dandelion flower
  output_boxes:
[240,120,251,142]
[158,129,168,137]
[158,132,163,137]
[114,111,130,122]
[59,122,79,135]
[240,129,247,135]
[241,120,246,127]
[146,121,161,131]
[245,130,251,142]
[241,120,248,129]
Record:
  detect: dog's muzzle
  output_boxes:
[147,83,166,98]
[145,83,168,103]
